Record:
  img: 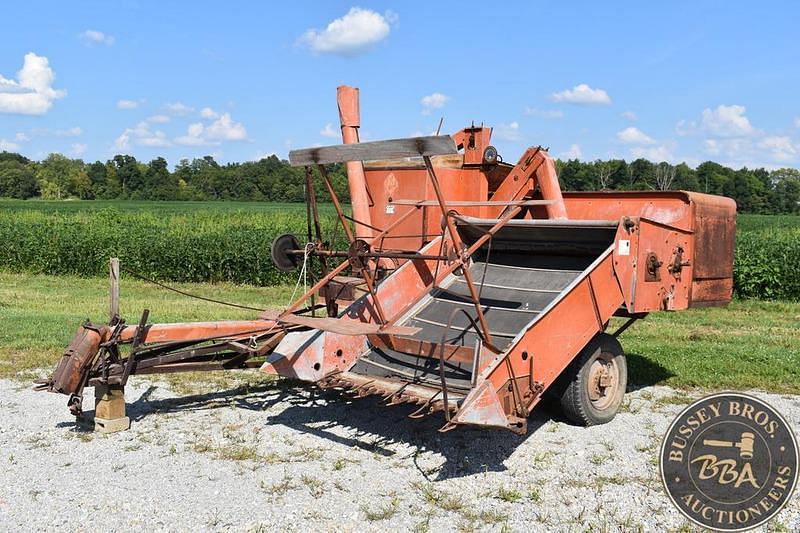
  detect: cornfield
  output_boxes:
[0,200,798,299]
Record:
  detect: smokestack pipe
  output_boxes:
[337,86,372,239]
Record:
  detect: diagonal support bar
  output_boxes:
[422,156,495,347]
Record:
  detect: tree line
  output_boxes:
[1,150,799,214]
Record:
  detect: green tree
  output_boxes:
[0,161,38,198]
[111,155,143,198]
[143,157,178,200]
[36,153,81,199]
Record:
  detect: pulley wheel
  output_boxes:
[347,239,371,270]
[271,233,302,272]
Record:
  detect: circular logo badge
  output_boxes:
[660,392,798,531]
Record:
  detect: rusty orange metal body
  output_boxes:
[42,86,736,434]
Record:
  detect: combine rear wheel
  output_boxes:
[558,333,627,426]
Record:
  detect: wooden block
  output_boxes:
[94,416,130,434]
[94,384,127,421]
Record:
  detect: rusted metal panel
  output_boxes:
[116,320,277,344]
[691,278,734,307]
[47,325,107,395]
[562,191,694,230]
[452,380,516,431]
[364,164,487,251]
[488,148,567,219]
[688,192,736,306]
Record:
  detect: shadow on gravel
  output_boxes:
[265,387,556,480]
[626,352,674,391]
[124,379,561,480]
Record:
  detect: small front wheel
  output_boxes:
[559,333,627,426]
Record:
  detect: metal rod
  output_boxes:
[317,164,355,243]
[121,309,149,386]
[422,155,494,346]
[471,337,483,388]
[390,199,555,207]
[286,249,449,261]
[305,167,329,316]
[612,316,641,337]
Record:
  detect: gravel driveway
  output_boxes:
[1,377,798,531]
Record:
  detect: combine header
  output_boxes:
[39,87,736,434]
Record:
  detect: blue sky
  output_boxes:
[1,1,799,169]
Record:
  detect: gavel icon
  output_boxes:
[703,432,755,459]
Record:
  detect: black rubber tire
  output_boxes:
[558,333,627,426]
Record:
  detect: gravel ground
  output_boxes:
[1,376,798,532]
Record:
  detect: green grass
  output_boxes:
[0,271,797,393]
[614,299,800,393]
[0,271,293,379]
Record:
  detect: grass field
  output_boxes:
[1,271,798,393]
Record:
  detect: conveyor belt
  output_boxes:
[349,218,617,393]
[349,258,585,391]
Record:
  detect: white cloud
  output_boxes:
[700,104,755,137]
[794,117,800,128]
[200,106,219,119]
[70,143,87,156]
[678,104,757,139]
[145,114,170,124]
[675,119,697,136]
[299,8,395,56]
[524,107,563,119]
[703,139,721,155]
[560,144,583,160]
[117,99,140,109]
[550,84,611,106]
[703,137,753,159]
[493,122,522,142]
[699,136,794,169]
[758,136,797,162]
[164,101,194,115]
[205,113,247,141]
[13,127,80,140]
[617,126,655,145]
[175,112,248,146]
[421,92,449,115]
[56,127,82,137]
[175,123,210,146]
[631,144,674,162]
[621,111,638,121]
[320,123,339,138]
[0,53,66,115]
[115,121,171,150]
[80,30,115,46]
[0,139,20,151]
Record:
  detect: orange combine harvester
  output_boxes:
[39,87,736,434]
